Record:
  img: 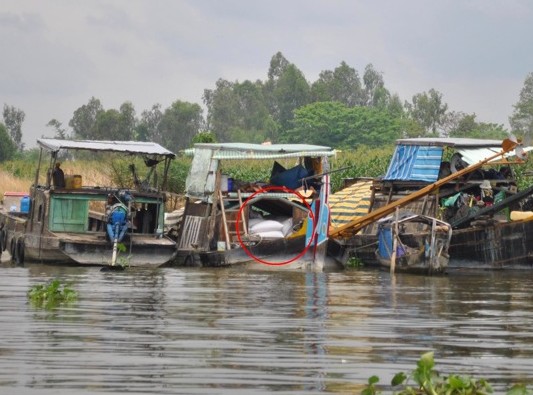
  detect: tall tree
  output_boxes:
[46,119,68,139]
[2,104,25,151]
[136,104,163,142]
[311,61,364,106]
[158,100,203,152]
[272,63,310,132]
[69,97,104,139]
[0,123,17,161]
[117,101,136,140]
[362,64,386,107]
[204,79,239,142]
[509,72,533,141]
[406,88,448,135]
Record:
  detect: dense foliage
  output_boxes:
[3,52,530,164]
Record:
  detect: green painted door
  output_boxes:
[49,197,89,232]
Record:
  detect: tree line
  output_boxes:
[2,51,533,161]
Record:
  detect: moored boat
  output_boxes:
[328,137,533,270]
[174,143,337,271]
[0,139,177,268]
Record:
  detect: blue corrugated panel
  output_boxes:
[384,145,443,182]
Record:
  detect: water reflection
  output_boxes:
[0,263,531,394]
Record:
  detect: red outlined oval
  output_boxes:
[234,185,317,266]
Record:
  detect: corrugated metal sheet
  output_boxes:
[329,180,372,229]
[37,138,176,158]
[394,137,503,148]
[384,145,443,182]
[192,143,335,160]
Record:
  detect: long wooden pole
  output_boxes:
[329,139,519,239]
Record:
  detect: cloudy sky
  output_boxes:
[2,0,532,147]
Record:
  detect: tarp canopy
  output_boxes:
[37,138,176,158]
[329,180,373,229]
[384,145,443,182]
[385,138,531,183]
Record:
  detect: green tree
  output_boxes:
[510,72,533,141]
[204,79,239,142]
[449,113,508,139]
[283,101,404,148]
[362,64,386,107]
[93,109,122,140]
[272,63,310,132]
[311,61,364,106]
[0,123,17,161]
[136,104,163,142]
[192,131,217,144]
[46,119,68,139]
[69,97,104,139]
[159,100,203,152]
[2,104,25,151]
[117,101,136,140]
[406,88,448,135]
[204,79,276,143]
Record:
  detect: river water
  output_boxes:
[0,262,532,395]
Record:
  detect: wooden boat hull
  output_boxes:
[175,234,335,271]
[332,219,533,269]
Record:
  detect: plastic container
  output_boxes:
[72,175,82,189]
[220,175,229,192]
[64,175,74,189]
[20,195,30,213]
[227,177,234,192]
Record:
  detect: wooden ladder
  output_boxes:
[218,190,248,249]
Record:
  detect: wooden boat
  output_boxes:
[375,212,451,274]
[328,137,533,270]
[0,139,177,267]
[174,143,337,271]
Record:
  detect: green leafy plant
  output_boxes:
[27,279,78,310]
[361,351,533,395]
[115,242,131,268]
[346,255,364,269]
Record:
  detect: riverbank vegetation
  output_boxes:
[2,143,533,202]
[0,146,392,198]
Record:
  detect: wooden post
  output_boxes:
[390,207,399,274]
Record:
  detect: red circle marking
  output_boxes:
[235,185,317,266]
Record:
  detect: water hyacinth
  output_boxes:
[27,279,78,310]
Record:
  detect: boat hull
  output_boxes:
[333,219,533,269]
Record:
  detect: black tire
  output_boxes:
[10,239,16,263]
[15,239,24,265]
[0,228,6,252]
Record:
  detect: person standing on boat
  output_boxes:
[52,162,65,189]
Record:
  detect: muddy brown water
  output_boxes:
[0,262,532,394]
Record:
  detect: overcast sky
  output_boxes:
[2,0,532,148]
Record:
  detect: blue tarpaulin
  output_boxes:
[384,145,443,182]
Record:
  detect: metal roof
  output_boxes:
[395,137,505,148]
[37,138,176,158]
[192,143,335,160]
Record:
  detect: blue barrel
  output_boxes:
[20,196,30,213]
[377,227,393,259]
